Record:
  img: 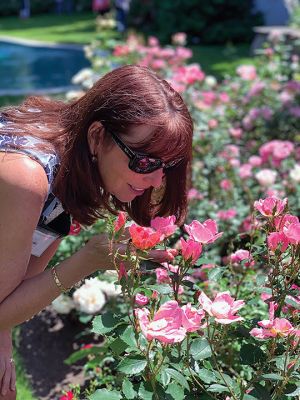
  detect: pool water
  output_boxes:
[0,40,90,95]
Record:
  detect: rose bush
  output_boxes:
[58,25,300,399]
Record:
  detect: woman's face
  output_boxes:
[97,125,165,202]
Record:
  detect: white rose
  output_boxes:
[255,169,277,186]
[52,294,74,314]
[204,75,217,88]
[73,278,106,314]
[290,164,300,182]
[96,280,122,298]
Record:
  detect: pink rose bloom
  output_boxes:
[229,127,243,138]
[155,267,170,284]
[254,197,288,217]
[248,155,262,167]
[274,214,299,231]
[135,293,149,306]
[230,249,254,267]
[129,224,162,250]
[135,300,186,344]
[267,232,290,252]
[219,92,230,103]
[180,238,202,264]
[236,64,257,80]
[114,211,127,233]
[239,163,252,179]
[171,32,187,46]
[60,391,74,400]
[220,179,233,190]
[248,81,265,97]
[148,36,159,47]
[283,223,300,244]
[250,302,299,339]
[259,140,294,166]
[150,215,177,238]
[184,219,223,244]
[199,291,245,324]
[181,303,205,332]
[255,169,277,187]
[208,119,218,129]
[217,209,237,221]
[187,188,203,201]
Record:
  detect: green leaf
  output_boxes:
[166,383,185,400]
[243,395,260,400]
[285,296,300,309]
[138,382,154,400]
[122,378,136,399]
[120,325,138,348]
[256,274,267,286]
[109,338,129,356]
[240,344,265,365]
[286,386,300,396]
[147,284,172,294]
[190,338,212,360]
[197,368,217,384]
[207,384,230,393]
[64,346,106,365]
[160,368,171,386]
[88,389,122,400]
[165,368,189,390]
[195,257,215,266]
[92,313,120,334]
[208,267,226,281]
[262,373,284,381]
[117,356,147,375]
[251,383,272,400]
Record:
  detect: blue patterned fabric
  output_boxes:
[0,117,64,225]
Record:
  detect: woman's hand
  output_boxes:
[81,233,177,273]
[0,330,16,397]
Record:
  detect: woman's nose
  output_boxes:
[144,168,165,188]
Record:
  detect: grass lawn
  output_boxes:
[0,13,255,78]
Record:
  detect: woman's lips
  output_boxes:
[128,184,146,195]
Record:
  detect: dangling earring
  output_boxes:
[91,154,97,163]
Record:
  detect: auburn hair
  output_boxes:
[0,65,193,226]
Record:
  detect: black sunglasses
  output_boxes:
[110,131,182,174]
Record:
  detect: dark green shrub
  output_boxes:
[0,0,92,16]
[129,0,263,45]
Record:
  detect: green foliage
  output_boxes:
[129,0,263,44]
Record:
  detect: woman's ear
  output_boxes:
[87,121,105,155]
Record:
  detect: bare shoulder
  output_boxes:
[0,151,48,202]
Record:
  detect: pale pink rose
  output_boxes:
[135,293,149,306]
[114,211,127,233]
[255,169,277,186]
[181,303,205,332]
[229,127,243,138]
[187,188,203,201]
[259,140,294,166]
[219,144,240,160]
[135,301,186,344]
[267,232,290,252]
[171,32,187,46]
[217,209,237,221]
[150,215,177,238]
[184,219,223,244]
[220,179,233,190]
[261,292,272,301]
[229,158,240,168]
[239,163,252,179]
[236,65,257,80]
[151,59,167,70]
[230,249,254,267]
[248,156,262,167]
[175,47,193,60]
[199,291,245,324]
[180,238,202,263]
[254,197,288,217]
[148,36,159,47]
[219,92,230,103]
[250,302,298,339]
[248,81,265,97]
[155,268,170,284]
[283,223,300,244]
[208,119,218,129]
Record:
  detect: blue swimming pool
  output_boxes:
[0,39,90,95]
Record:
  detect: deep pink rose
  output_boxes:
[184,219,223,244]
[254,197,288,217]
[180,238,202,263]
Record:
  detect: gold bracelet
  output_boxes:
[51,266,71,293]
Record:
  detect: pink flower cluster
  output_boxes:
[229,249,254,268]
[135,292,245,344]
[250,302,300,339]
[259,140,294,167]
[135,300,205,344]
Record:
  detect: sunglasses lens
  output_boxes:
[131,156,163,173]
